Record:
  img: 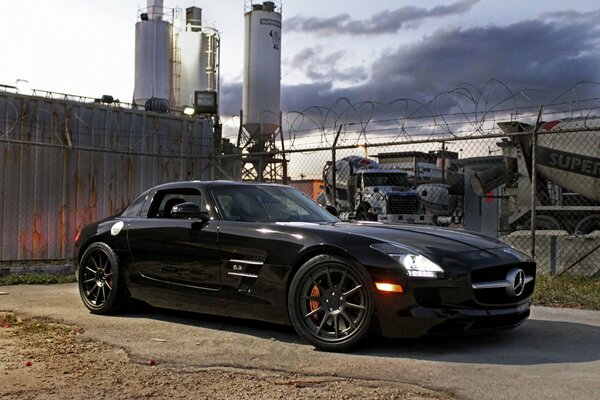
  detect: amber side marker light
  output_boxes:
[375,282,404,293]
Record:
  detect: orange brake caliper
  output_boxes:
[309,285,321,321]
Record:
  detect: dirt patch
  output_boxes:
[0,312,451,399]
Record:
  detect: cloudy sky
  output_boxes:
[1,0,599,119]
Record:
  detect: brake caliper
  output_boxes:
[309,284,321,321]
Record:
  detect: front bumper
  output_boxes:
[375,297,532,338]
[372,272,534,338]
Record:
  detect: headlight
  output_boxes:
[371,243,445,279]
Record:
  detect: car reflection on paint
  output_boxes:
[75,180,536,352]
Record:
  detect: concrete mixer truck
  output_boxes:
[471,117,600,233]
[317,156,433,224]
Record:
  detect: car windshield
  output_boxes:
[212,185,338,223]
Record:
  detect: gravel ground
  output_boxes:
[0,312,450,400]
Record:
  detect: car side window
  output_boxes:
[214,189,268,222]
[121,193,148,218]
[147,189,207,218]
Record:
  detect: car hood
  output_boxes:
[277,221,507,256]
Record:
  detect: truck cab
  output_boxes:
[354,169,422,221]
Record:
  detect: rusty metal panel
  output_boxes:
[1,144,19,260]
[0,91,213,262]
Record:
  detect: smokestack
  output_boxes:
[147,0,164,21]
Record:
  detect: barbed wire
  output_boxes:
[2,80,600,154]
[278,80,600,151]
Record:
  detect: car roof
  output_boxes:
[357,169,407,174]
[148,180,290,191]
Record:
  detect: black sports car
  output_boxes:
[75,180,535,351]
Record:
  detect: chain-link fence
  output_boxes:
[217,90,600,277]
[2,83,600,277]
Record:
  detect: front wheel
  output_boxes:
[78,242,127,315]
[288,255,375,351]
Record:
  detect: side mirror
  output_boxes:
[171,202,205,219]
[324,205,338,217]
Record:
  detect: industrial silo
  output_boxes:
[242,1,281,137]
[177,7,219,109]
[133,0,173,108]
[239,1,284,182]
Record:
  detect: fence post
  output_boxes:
[279,112,287,184]
[213,118,222,181]
[530,105,543,259]
[331,125,343,207]
[441,141,446,184]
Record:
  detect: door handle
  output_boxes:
[160,266,179,273]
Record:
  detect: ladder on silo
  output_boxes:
[171,9,182,107]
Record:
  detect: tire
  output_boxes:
[575,215,600,234]
[356,202,376,221]
[287,255,375,352]
[78,242,127,315]
[523,215,563,230]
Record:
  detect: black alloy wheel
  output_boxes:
[78,242,126,315]
[288,255,374,351]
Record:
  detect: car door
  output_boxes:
[127,186,221,292]
[210,185,305,321]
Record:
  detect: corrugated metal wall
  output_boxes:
[0,91,212,262]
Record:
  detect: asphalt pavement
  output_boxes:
[1,283,599,400]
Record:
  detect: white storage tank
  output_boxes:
[242,1,281,136]
[177,7,218,108]
[133,0,173,107]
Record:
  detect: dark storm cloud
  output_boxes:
[219,82,242,116]
[220,10,600,116]
[285,0,479,35]
[365,10,600,101]
[286,46,368,82]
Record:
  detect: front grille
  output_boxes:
[471,262,535,306]
[471,262,535,283]
[388,195,419,214]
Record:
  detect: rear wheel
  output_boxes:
[575,215,600,234]
[288,255,374,351]
[523,215,563,230]
[78,242,127,315]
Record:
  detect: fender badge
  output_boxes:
[110,221,124,236]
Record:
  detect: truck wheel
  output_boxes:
[357,210,374,221]
[356,203,376,221]
[523,215,563,230]
[575,215,600,234]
